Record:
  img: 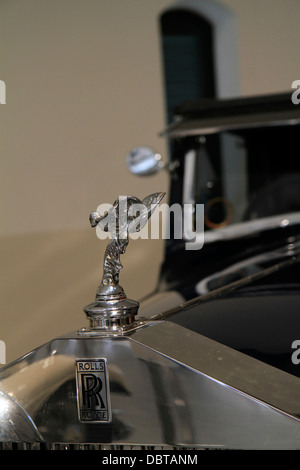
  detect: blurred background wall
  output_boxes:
[1,0,300,363]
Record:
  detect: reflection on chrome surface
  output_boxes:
[1,323,300,449]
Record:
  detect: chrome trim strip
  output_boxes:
[182,149,196,242]
[203,211,300,244]
[146,255,300,321]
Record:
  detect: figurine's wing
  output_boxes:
[127,192,165,234]
[142,192,166,210]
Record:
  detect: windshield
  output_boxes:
[189,124,300,238]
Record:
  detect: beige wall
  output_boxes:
[222,0,300,96]
[1,0,300,363]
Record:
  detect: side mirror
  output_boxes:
[126,146,165,176]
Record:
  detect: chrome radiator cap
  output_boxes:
[83,193,165,333]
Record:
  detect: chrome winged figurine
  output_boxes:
[89,192,165,288]
[83,192,165,332]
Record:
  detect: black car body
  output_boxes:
[1,93,300,450]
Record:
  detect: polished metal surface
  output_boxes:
[0,321,300,449]
[89,193,165,288]
[126,146,179,176]
[126,147,165,176]
[132,321,300,420]
[84,193,165,331]
[0,390,43,443]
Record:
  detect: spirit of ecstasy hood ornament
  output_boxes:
[83,192,165,332]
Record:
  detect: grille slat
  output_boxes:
[0,442,199,451]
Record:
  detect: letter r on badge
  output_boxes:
[81,374,105,408]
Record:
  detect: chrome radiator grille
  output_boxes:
[0,442,200,450]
